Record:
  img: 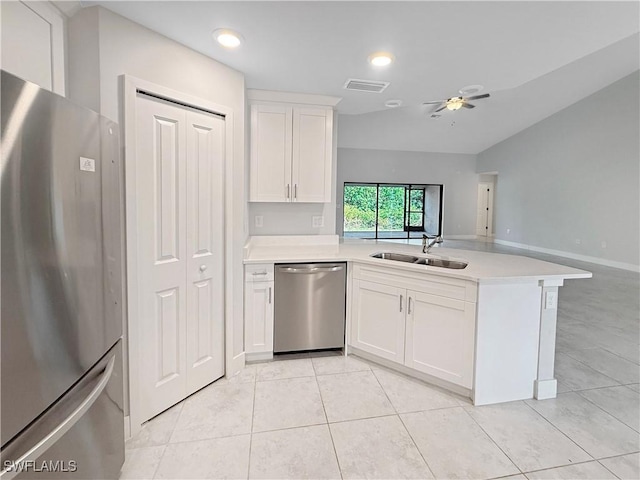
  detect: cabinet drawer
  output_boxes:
[353,263,477,302]
[245,263,274,282]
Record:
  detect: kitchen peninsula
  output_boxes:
[243,236,592,405]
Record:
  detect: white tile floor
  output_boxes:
[121,241,640,479]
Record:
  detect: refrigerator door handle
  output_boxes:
[0,356,115,480]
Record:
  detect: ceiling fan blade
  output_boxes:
[434,105,447,112]
[465,93,490,101]
[422,101,444,105]
[462,103,475,109]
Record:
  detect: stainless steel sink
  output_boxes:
[415,258,468,269]
[370,252,421,263]
[370,252,468,269]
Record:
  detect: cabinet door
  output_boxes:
[405,291,475,388]
[291,107,333,203]
[244,281,274,354]
[250,104,292,202]
[350,279,405,363]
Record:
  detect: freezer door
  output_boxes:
[1,71,124,446]
[0,341,124,480]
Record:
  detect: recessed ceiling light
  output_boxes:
[459,84,483,96]
[212,28,243,48]
[368,52,394,67]
[385,99,403,108]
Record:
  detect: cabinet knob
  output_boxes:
[200,265,208,272]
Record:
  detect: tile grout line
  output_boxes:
[150,401,184,479]
[149,444,167,480]
[596,450,640,480]
[370,368,399,416]
[459,406,524,476]
[599,345,640,367]
[574,389,640,434]
[596,459,623,480]
[396,413,437,479]
[518,456,626,478]
[370,368,438,479]
[562,382,640,395]
[312,359,344,480]
[555,353,623,390]
[521,399,595,465]
[562,348,636,384]
[246,376,258,480]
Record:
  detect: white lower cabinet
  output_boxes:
[350,279,406,363]
[350,268,476,389]
[405,291,475,388]
[244,264,274,360]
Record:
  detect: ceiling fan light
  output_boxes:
[446,97,464,111]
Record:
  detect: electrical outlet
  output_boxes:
[254,216,263,228]
[601,241,607,249]
[506,228,511,234]
[312,216,324,228]
[545,291,558,310]
[575,239,581,245]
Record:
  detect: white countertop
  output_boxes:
[243,236,592,285]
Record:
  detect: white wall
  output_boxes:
[67,6,247,407]
[477,71,639,269]
[336,147,478,237]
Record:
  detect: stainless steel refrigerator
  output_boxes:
[1,71,125,479]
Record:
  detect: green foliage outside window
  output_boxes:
[344,184,421,232]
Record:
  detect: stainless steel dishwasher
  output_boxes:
[274,262,346,353]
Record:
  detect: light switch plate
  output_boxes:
[255,216,264,228]
[312,216,324,228]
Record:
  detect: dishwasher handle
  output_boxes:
[279,266,344,274]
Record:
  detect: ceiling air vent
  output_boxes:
[343,78,390,93]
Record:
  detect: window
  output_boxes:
[343,183,443,239]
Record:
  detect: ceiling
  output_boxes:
[84,1,639,153]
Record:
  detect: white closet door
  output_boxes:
[135,94,226,422]
[136,93,188,420]
[185,110,225,395]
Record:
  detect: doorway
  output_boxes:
[476,182,494,237]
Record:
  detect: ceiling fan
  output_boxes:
[423,93,490,112]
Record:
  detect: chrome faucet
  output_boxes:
[422,234,443,254]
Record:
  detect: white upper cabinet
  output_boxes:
[250,104,293,202]
[249,91,338,203]
[292,107,333,202]
[0,1,66,95]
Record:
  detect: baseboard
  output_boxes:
[445,234,478,240]
[349,346,472,399]
[226,351,245,378]
[534,379,558,400]
[124,415,131,440]
[493,239,639,272]
[245,351,273,363]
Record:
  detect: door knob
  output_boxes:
[200,265,207,272]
